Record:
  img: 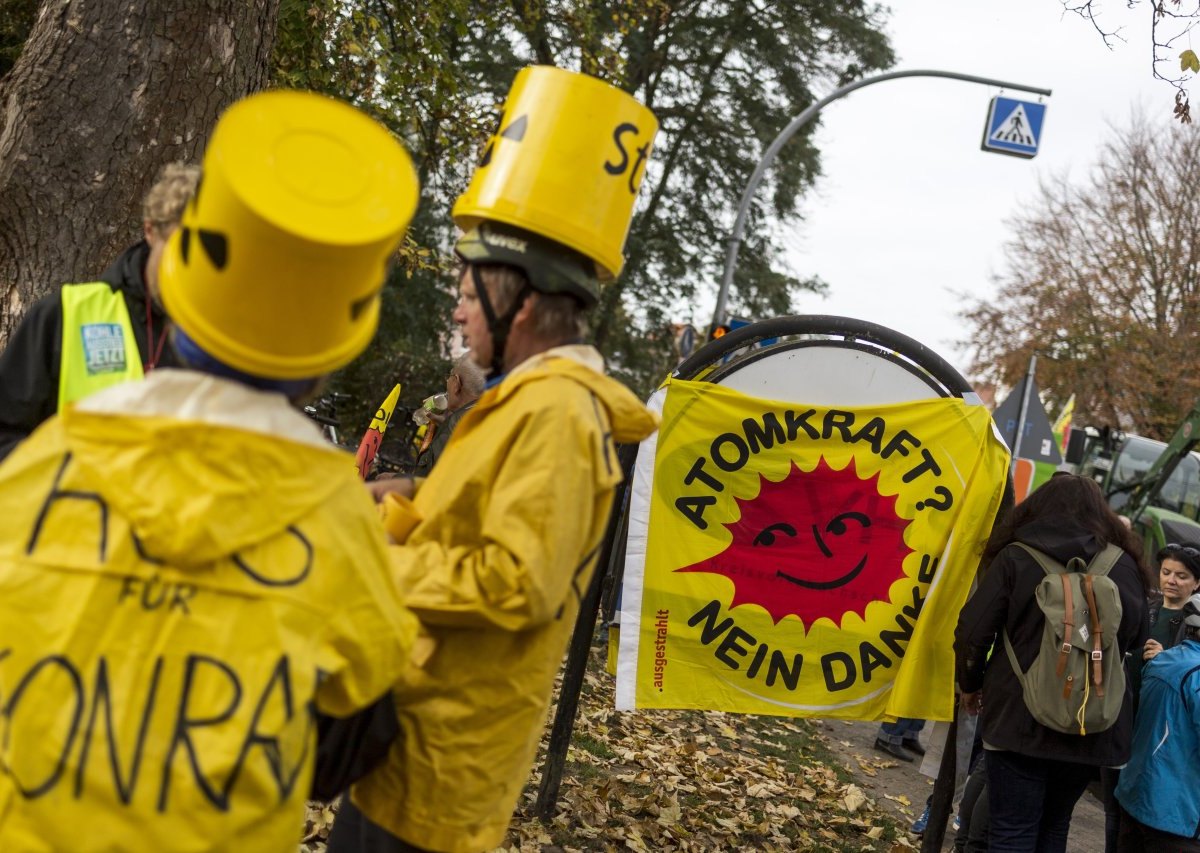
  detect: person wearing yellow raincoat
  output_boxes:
[330,67,660,853]
[0,91,422,851]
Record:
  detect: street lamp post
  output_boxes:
[712,69,1052,332]
[1013,352,1039,473]
[708,69,1051,853]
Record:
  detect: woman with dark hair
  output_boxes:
[1100,542,1200,851]
[1115,593,1200,852]
[955,473,1151,853]
[1143,542,1200,661]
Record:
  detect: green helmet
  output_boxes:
[1185,593,1200,629]
[454,220,599,307]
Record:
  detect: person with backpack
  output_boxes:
[955,473,1150,853]
[1114,592,1200,852]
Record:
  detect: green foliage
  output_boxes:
[0,0,37,79]
[271,1,894,417]
[491,1,894,395]
[333,226,457,442]
[272,1,497,432]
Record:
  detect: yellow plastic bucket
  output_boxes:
[160,90,419,379]
[452,66,658,280]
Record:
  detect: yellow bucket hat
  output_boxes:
[160,90,419,379]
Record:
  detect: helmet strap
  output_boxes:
[472,264,531,380]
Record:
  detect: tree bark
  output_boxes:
[0,0,280,348]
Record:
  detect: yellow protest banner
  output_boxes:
[615,378,1009,720]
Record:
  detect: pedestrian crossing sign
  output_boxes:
[981,96,1046,159]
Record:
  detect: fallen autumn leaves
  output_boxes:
[303,644,913,852]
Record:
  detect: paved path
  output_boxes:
[814,719,1107,851]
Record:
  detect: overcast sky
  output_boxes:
[714,0,1176,378]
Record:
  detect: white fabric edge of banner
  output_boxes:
[989,417,1009,451]
[614,386,667,711]
[720,670,893,711]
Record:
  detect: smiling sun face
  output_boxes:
[676,457,912,628]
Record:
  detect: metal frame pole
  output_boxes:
[712,69,1052,331]
[1013,353,1038,471]
[920,712,959,853]
[535,443,640,821]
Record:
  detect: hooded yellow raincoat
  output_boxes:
[350,345,658,852]
[0,370,418,852]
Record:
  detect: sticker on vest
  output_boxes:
[81,323,128,374]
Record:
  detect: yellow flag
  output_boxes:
[1051,394,1075,454]
[355,383,402,478]
[617,379,1010,720]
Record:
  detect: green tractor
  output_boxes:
[1069,415,1200,563]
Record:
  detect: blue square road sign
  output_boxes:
[981,96,1046,159]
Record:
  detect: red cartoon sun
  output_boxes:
[676,457,913,628]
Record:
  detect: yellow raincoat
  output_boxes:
[0,370,418,851]
[351,345,658,852]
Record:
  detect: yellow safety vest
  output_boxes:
[58,282,144,410]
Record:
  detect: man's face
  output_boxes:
[143,221,176,306]
[453,267,493,370]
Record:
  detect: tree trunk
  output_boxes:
[0,0,280,348]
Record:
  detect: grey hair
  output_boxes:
[143,162,200,236]
[452,352,486,398]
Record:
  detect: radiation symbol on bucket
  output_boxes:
[160,90,419,379]
[452,65,659,280]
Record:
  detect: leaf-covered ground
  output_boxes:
[303,644,915,852]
